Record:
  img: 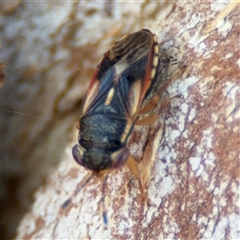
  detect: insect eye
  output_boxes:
[72,144,85,167]
[111,147,129,169]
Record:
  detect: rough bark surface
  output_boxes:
[1,1,239,239]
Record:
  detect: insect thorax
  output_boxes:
[80,113,128,148]
[78,113,132,171]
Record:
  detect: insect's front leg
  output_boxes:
[126,155,147,200]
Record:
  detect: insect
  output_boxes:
[62,29,160,223]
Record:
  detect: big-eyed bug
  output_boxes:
[62,29,160,223]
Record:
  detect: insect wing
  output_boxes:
[82,29,159,118]
[108,29,159,118]
[82,51,116,114]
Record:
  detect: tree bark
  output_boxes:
[1,1,239,239]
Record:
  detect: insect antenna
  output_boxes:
[102,174,109,225]
[61,174,93,209]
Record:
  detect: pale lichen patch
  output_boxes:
[210,2,229,12]
[188,108,196,122]
[224,52,233,59]
[189,157,201,172]
[236,58,240,67]
[216,18,233,38]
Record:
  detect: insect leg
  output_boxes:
[61,174,93,209]
[126,155,147,200]
[135,114,158,125]
[135,95,180,126]
[136,67,188,125]
[139,76,175,115]
[139,66,188,116]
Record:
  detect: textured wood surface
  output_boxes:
[1,1,239,239]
